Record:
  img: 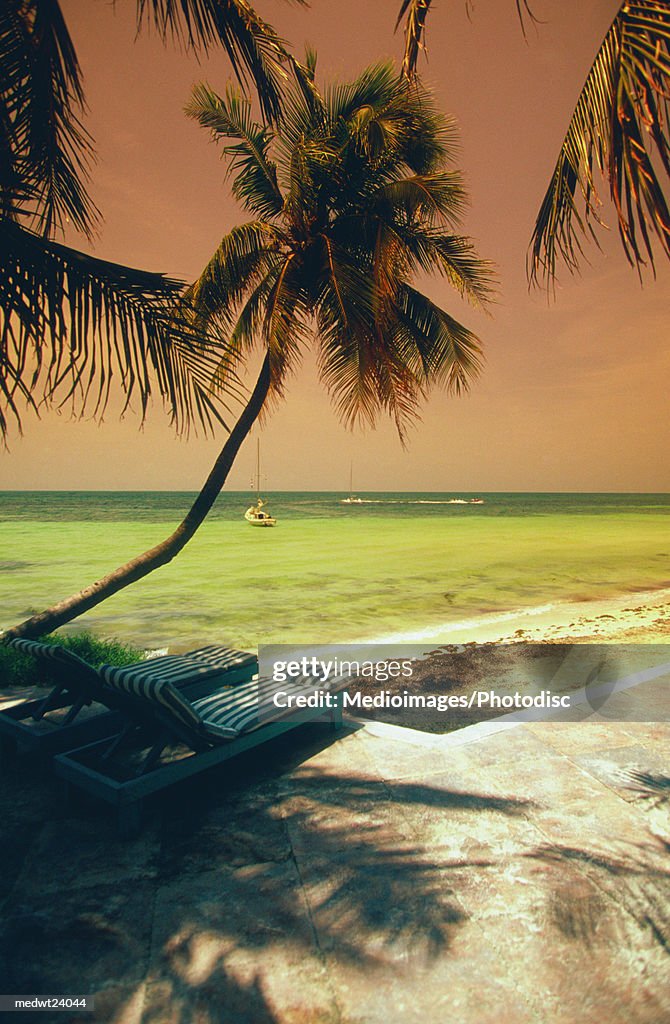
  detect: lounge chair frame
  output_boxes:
[0,641,257,756]
[55,699,344,835]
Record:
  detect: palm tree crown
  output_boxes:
[187,58,493,439]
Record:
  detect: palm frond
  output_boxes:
[396,0,434,81]
[430,234,496,305]
[186,83,284,217]
[286,46,323,120]
[394,284,484,395]
[530,1,670,284]
[397,1,539,80]
[0,0,98,238]
[314,238,421,440]
[228,266,281,355]
[332,65,458,178]
[382,221,495,306]
[399,102,459,176]
[0,221,241,439]
[137,0,304,123]
[317,309,423,443]
[186,220,284,328]
[375,172,469,226]
[513,1,541,38]
[262,253,309,392]
[327,61,400,124]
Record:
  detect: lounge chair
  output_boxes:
[0,639,258,756]
[54,665,346,834]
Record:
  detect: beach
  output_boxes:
[373,585,670,647]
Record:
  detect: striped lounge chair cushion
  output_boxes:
[8,638,95,673]
[100,666,345,743]
[192,673,348,740]
[99,646,256,735]
[101,645,255,689]
[100,663,205,733]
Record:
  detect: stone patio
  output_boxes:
[1,675,669,1023]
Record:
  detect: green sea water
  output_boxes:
[1,491,669,651]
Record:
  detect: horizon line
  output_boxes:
[1,489,669,497]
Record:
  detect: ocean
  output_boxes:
[1,491,669,651]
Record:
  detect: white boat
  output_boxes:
[245,499,277,527]
[341,462,364,504]
[245,440,276,527]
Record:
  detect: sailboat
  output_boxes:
[341,461,364,504]
[244,439,277,527]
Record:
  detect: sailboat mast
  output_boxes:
[256,438,261,499]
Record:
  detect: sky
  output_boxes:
[1,0,669,492]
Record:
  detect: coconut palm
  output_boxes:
[396,0,670,282]
[0,0,301,439]
[185,58,492,436]
[7,58,493,640]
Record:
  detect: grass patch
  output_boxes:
[0,631,144,688]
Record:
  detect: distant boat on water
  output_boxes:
[245,439,276,527]
[417,497,485,505]
[341,462,364,504]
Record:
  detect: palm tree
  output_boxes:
[396,1,670,282]
[6,57,493,640]
[0,0,301,440]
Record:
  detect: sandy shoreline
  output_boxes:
[369,585,670,647]
[353,589,670,734]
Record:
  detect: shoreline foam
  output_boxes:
[367,585,670,647]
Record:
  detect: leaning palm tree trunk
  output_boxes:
[4,355,271,642]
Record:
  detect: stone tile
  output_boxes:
[2,682,670,1023]
[275,765,390,814]
[0,823,41,903]
[526,720,639,757]
[379,738,510,787]
[356,731,460,781]
[159,781,291,878]
[89,983,147,1024]
[11,818,160,898]
[527,793,653,850]
[622,722,670,757]
[573,744,668,800]
[338,967,538,1024]
[277,726,384,788]
[284,788,472,974]
[460,736,669,869]
[446,856,670,1024]
[488,745,609,804]
[0,881,155,997]
[279,786,420,962]
[384,770,543,863]
[0,755,61,830]
[615,678,670,721]
[147,864,337,1024]
[278,767,408,854]
[451,726,554,768]
[314,907,539,1024]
